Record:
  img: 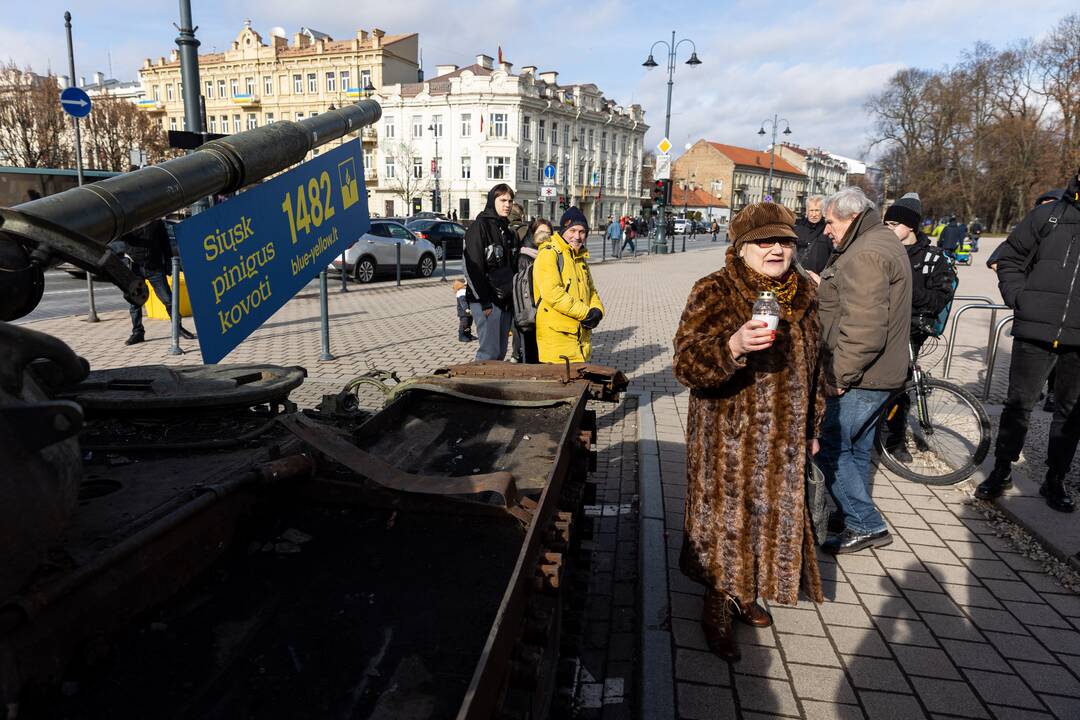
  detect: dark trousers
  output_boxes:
[128,264,173,336]
[512,327,540,363]
[883,333,926,444]
[456,296,473,339]
[995,337,1080,474]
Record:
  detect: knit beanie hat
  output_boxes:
[560,206,589,236]
[728,202,797,246]
[884,192,922,231]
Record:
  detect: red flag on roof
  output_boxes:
[498,46,503,63]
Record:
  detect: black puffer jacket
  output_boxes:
[906,233,956,320]
[794,217,831,273]
[463,187,516,309]
[996,187,1080,346]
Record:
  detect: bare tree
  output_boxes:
[1036,13,1080,178]
[381,139,433,213]
[82,91,170,171]
[0,63,72,169]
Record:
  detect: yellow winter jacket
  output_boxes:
[532,232,605,363]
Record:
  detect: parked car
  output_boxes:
[328,220,438,283]
[405,219,467,260]
[408,211,448,221]
[673,218,690,234]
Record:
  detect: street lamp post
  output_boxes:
[643,31,702,255]
[757,114,791,205]
[428,123,440,215]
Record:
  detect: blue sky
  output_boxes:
[5,0,1077,159]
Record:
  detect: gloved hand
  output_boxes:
[581,308,603,329]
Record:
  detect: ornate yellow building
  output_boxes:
[137,22,418,155]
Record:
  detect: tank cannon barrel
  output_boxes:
[12,99,381,244]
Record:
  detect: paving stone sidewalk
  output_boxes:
[21,236,1080,719]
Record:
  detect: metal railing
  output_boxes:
[942,299,1009,378]
[983,315,1014,400]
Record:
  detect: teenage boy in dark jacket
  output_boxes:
[463,184,517,361]
[975,171,1080,512]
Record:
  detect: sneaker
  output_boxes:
[885,443,913,464]
[125,332,145,346]
[179,326,196,340]
[822,528,892,555]
[974,464,1012,500]
[1044,391,1056,413]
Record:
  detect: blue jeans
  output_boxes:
[818,388,891,534]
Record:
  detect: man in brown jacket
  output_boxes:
[816,187,912,554]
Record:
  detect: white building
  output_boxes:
[369,54,648,224]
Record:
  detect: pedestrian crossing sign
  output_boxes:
[338,157,360,209]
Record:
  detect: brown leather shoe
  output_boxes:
[702,590,739,662]
[737,600,773,628]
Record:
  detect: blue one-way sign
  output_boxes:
[543,163,556,180]
[60,87,92,118]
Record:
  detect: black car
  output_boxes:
[405,219,467,260]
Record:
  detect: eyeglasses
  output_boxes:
[747,238,796,249]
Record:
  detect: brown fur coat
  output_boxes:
[672,247,825,605]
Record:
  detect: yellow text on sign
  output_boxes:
[281,171,337,245]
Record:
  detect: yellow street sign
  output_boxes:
[657,138,672,154]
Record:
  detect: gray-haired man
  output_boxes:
[816,187,913,554]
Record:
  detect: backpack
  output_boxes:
[513,248,563,332]
[913,244,958,337]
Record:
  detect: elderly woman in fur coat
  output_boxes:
[673,202,825,662]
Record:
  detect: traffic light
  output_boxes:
[558,195,569,210]
[653,180,666,207]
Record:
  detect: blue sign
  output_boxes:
[60,87,92,118]
[174,139,370,364]
[543,163,556,180]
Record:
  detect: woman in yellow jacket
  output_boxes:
[532,207,605,363]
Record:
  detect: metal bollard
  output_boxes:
[85,271,98,322]
[983,316,1014,401]
[395,241,401,287]
[340,251,348,292]
[167,256,182,356]
[441,245,447,281]
[319,270,334,361]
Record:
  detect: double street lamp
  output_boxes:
[758,115,792,204]
[643,31,702,253]
[428,123,441,214]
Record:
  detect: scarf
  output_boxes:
[737,258,799,311]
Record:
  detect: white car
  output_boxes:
[673,218,690,234]
[328,220,438,283]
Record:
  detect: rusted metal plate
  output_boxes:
[433,361,628,402]
[59,364,306,412]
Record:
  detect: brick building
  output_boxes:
[673,140,807,215]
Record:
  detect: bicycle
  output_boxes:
[871,325,991,485]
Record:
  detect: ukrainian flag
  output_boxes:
[346,87,361,99]
[137,99,158,109]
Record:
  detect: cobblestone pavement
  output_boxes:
[20,236,1080,719]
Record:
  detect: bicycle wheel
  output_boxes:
[875,378,991,485]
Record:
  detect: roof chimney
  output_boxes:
[476,54,493,70]
[93,71,105,86]
[293,32,311,48]
[499,61,513,74]
[538,70,558,85]
[371,28,384,48]
[520,65,537,76]
[79,75,86,87]
[435,64,458,77]
[358,29,369,43]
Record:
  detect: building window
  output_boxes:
[490,113,507,138]
[208,116,217,132]
[431,114,442,138]
[220,114,228,132]
[230,79,239,97]
[340,70,351,92]
[307,73,317,93]
[233,114,241,133]
[564,125,570,146]
[522,115,531,141]
[326,72,336,93]
[487,156,509,180]
[601,131,608,152]
[264,76,273,96]
[588,129,594,148]
[412,115,423,138]
[293,74,303,93]
[460,113,472,137]
[385,157,396,179]
[521,161,529,182]
[384,117,395,138]
[166,83,174,101]
[360,69,371,91]
[461,156,471,179]
[385,200,395,216]
[245,77,254,95]
[552,122,558,146]
[266,113,275,124]
[247,113,257,130]
[204,80,213,99]
[169,116,177,130]
[539,119,546,143]
[363,148,373,172]
[295,112,304,120]
[152,85,160,101]
[412,157,423,179]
